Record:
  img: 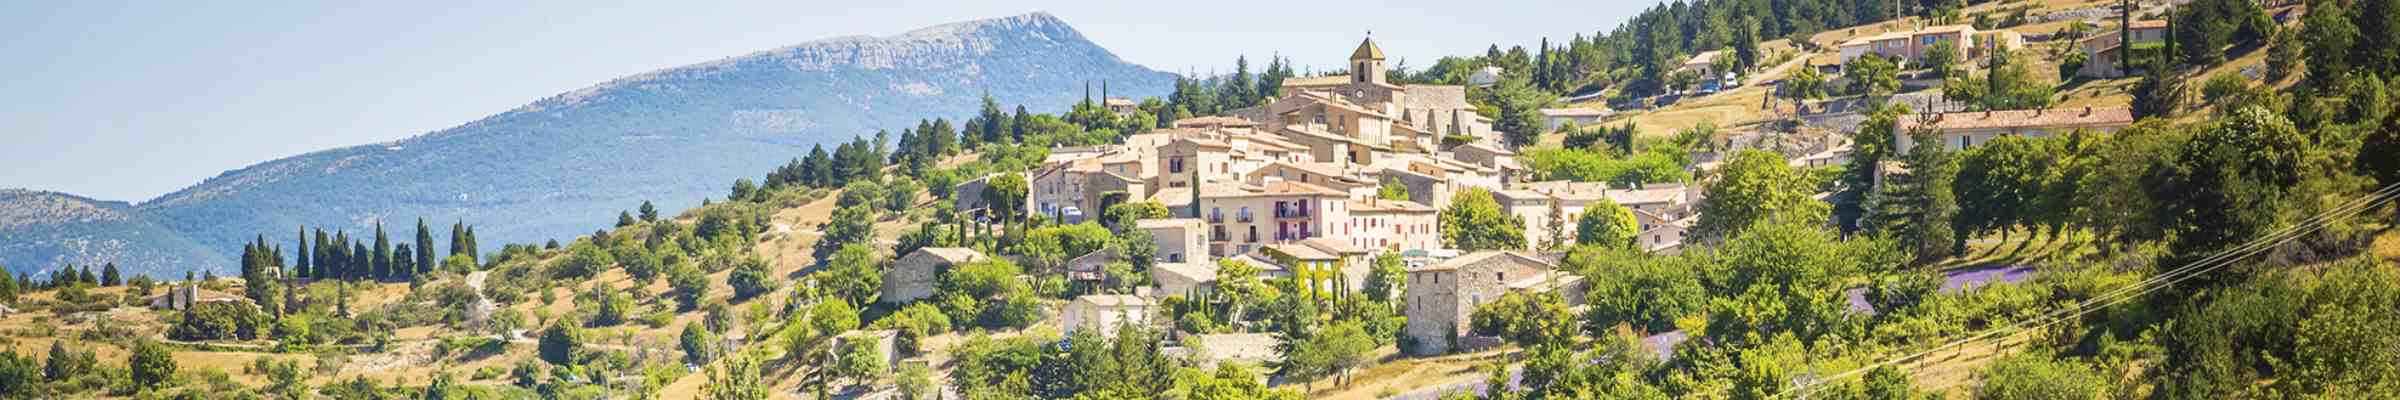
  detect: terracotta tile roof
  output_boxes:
[1349,198,1435,213]
[1351,37,1386,60]
[915,247,987,264]
[1916,24,1975,35]
[2130,20,2168,30]
[1281,75,1352,87]
[1398,85,1473,110]
[1260,243,1338,261]
[1173,116,1258,128]
[1300,237,1370,255]
[1411,251,1553,272]
[1895,107,2135,133]
[1074,294,1155,307]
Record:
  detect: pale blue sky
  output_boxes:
[2,0,1653,202]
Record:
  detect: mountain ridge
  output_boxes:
[0,11,1176,277]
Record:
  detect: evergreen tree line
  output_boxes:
[272,218,479,284]
[1160,55,1296,118]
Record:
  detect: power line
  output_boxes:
[1780,182,2400,398]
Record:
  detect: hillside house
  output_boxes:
[148,284,252,311]
[1893,107,2135,153]
[1137,218,1208,264]
[1062,294,1157,337]
[1195,180,1352,256]
[1402,251,1584,355]
[2077,20,2171,78]
[883,247,987,305]
[1539,107,1612,132]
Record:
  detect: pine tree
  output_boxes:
[415,218,436,275]
[0,272,16,304]
[373,222,393,280]
[1011,105,1032,143]
[100,264,120,287]
[979,93,1007,146]
[803,145,832,187]
[639,201,659,222]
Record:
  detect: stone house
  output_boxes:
[1893,107,2135,153]
[882,247,987,305]
[1062,294,1157,337]
[1402,251,1585,355]
[1137,218,1208,264]
[147,284,252,311]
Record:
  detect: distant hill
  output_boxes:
[0,12,1175,278]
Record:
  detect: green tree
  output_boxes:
[2133,54,2186,118]
[1377,178,1412,201]
[1575,197,1640,249]
[538,322,580,365]
[726,256,777,301]
[817,244,884,307]
[0,350,36,397]
[1470,291,1578,349]
[1847,55,1902,96]
[1692,150,1828,243]
[680,322,719,366]
[1574,246,1705,334]
[1441,188,1528,251]
[702,355,768,400]
[414,218,436,275]
[815,205,879,260]
[1863,127,1961,262]
[1489,75,1556,148]
[1974,353,2105,400]
[1361,252,1407,303]
[2148,106,2306,288]
[639,200,659,222]
[833,336,887,388]
[129,339,176,389]
[984,173,1030,224]
[2364,113,2400,224]
[100,263,119,287]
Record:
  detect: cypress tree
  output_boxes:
[77,266,94,286]
[414,218,436,275]
[394,243,416,280]
[296,227,312,279]
[350,242,370,280]
[450,221,466,257]
[332,231,352,279]
[313,229,330,277]
[462,226,479,264]
[373,223,393,280]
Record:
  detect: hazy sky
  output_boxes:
[2,0,1654,202]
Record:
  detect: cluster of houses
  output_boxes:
[879,34,2142,366]
[892,37,1714,357]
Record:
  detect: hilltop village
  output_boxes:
[4,0,2400,399]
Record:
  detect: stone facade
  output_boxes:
[1062,294,1157,337]
[882,247,986,305]
[1402,251,1582,355]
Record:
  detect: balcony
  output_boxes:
[1275,204,1312,219]
[1236,212,1254,223]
